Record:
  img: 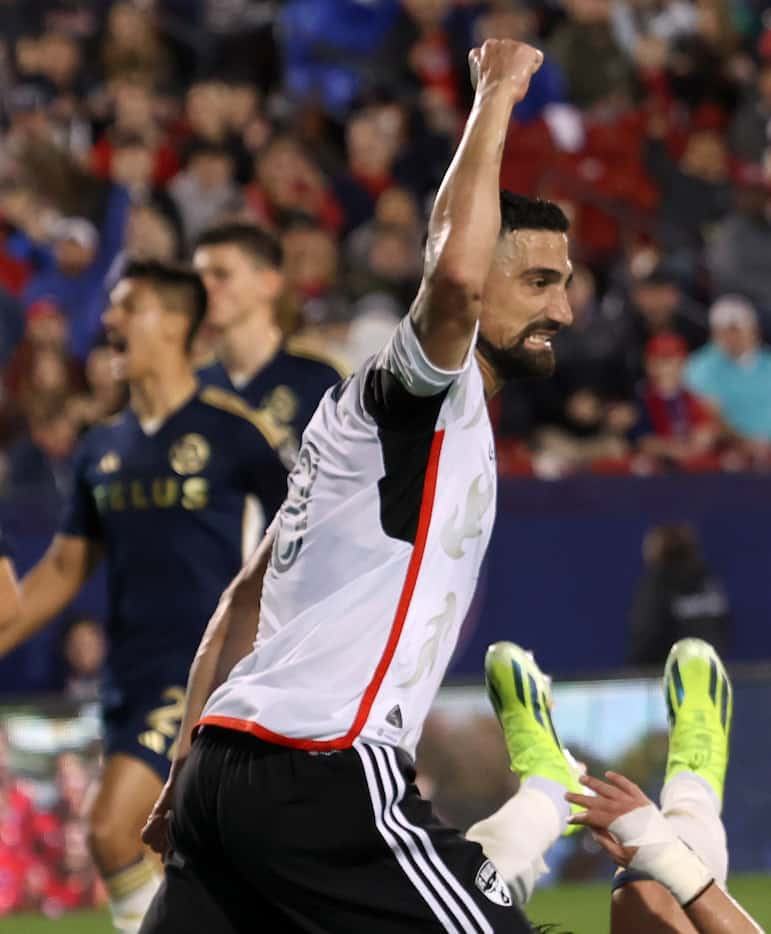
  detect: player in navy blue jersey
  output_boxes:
[193,222,346,461]
[0,260,288,934]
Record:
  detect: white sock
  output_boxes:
[106,857,161,934]
[523,775,572,825]
[466,779,567,905]
[506,855,551,907]
[660,772,728,886]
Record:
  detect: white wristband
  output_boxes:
[609,804,713,906]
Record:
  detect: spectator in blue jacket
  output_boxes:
[685,295,771,444]
[20,185,130,362]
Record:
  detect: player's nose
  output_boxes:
[101,303,121,328]
[550,290,573,327]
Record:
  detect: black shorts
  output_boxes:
[102,682,186,781]
[140,727,536,933]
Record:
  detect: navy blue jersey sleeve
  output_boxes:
[198,387,289,521]
[61,441,103,541]
[285,338,348,384]
[238,422,289,520]
[307,359,346,396]
[0,525,12,559]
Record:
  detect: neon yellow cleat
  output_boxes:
[664,638,732,804]
[484,641,584,835]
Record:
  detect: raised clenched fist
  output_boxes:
[468,39,544,103]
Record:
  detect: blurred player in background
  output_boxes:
[194,222,346,461]
[478,638,761,933]
[0,529,19,627]
[141,38,573,934]
[0,260,289,934]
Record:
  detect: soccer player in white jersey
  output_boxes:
[139,39,576,933]
[477,638,762,933]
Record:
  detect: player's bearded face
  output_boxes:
[477,230,572,382]
[477,318,560,380]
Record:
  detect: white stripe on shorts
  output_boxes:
[377,745,494,934]
[354,742,492,933]
[355,743,462,932]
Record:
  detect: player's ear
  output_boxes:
[164,307,191,348]
[259,266,284,303]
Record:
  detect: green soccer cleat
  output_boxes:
[485,641,584,835]
[664,638,732,804]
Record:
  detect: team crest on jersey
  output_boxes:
[169,434,210,475]
[98,451,121,474]
[474,859,512,907]
[262,385,299,424]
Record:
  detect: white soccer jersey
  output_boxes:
[200,316,497,757]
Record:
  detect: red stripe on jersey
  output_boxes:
[197,428,446,751]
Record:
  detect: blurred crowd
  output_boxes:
[1,0,771,510]
[0,725,105,917]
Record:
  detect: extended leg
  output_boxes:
[87,755,164,933]
[468,642,584,906]
[610,639,732,933]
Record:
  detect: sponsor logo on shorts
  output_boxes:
[474,859,512,907]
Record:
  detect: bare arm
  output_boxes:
[0,535,102,655]
[569,773,762,934]
[411,39,543,370]
[0,558,20,629]
[173,528,273,763]
[142,528,274,855]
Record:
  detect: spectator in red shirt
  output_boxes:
[630,332,720,467]
[0,726,42,914]
[282,218,349,342]
[5,301,84,423]
[246,136,344,234]
[0,728,35,848]
[373,0,466,110]
[91,80,180,189]
[41,819,106,914]
[106,134,183,246]
[0,848,31,915]
[0,183,44,296]
[330,107,403,232]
